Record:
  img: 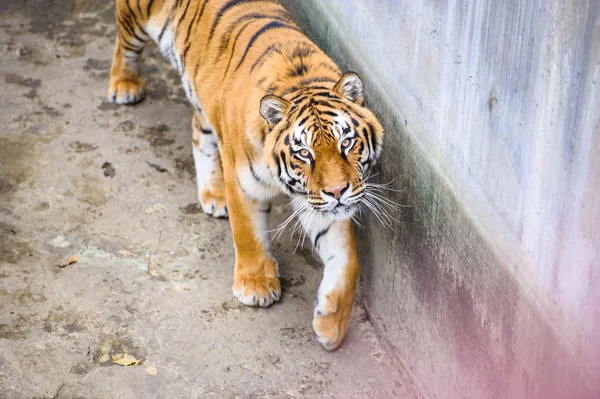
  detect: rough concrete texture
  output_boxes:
[282,1,599,399]
[0,2,417,398]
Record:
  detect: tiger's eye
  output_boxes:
[341,138,351,148]
[300,149,310,157]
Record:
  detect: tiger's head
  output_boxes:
[261,72,384,221]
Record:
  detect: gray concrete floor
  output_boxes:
[0,2,413,398]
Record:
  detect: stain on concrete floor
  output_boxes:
[0,2,413,398]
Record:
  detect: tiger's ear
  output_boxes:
[334,72,364,105]
[260,95,290,128]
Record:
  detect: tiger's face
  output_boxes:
[261,72,384,221]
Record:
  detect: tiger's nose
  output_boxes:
[323,183,350,200]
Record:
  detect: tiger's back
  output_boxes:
[114,0,340,142]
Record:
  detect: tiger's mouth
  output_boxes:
[309,199,359,221]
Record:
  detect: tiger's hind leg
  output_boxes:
[192,111,228,218]
[108,0,150,104]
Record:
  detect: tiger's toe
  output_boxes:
[233,275,281,308]
[200,188,228,219]
[108,78,145,105]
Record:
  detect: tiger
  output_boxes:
[108,0,384,350]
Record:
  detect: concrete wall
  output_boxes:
[281,1,600,398]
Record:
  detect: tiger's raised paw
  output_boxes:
[233,275,281,308]
[313,290,353,350]
[108,78,145,105]
[200,188,228,218]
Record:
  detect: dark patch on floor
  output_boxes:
[101,162,115,178]
[146,161,168,173]
[4,73,41,98]
[180,203,202,215]
[97,100,119,111]
[42,105,62,117]
[146,76,169,101]
[93,334,146,367]
[84,58,110,71]
[280,275,307,289]
[0,136,33,202]
[174,154,195,177]
[69,141,98,153]
[0,223,33,264]
[0,0,111,58]
[139,123,174,148]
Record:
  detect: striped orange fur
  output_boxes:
[108,0,384,350]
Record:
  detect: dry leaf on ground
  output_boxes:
[145,365,158,375]
[112,353,140,366]
[58,255,78,268]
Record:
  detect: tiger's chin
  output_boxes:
[321,205,357,221]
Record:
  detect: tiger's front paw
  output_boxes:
[233,274,281,308]
[108,77,145,105]
[200,187,228,218]
[313,290,354,350]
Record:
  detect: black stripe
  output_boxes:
[235,21,299,71]
[250,43,281,72]
[121,45,142,55]
[290,91,307,102]
[287,62,308,78]
[281,86,301,97]
[291,44,316,58]
[298,76,337,86]
[297,115,310,127]
[118,33,142,53]
[295,103,312,119]
[197,0,210,24]
[183,0,210,65]
[220,12,289,54]
[273,153,282,180]
[135,0,143,20]
[200,127,213,134]
[158,3,177,43]
[321,110,337,117]
[174,0,192,69]
[358,141,365,155]
[117,15,135,37]
[123,0,141,32]
[124,0,147,35]
[223,20,260,74]
[260,125,268,143]
[181,2,200,67]
[146,0,155,18]
[208,0,279,43]
[176,0,193,37]
[184,1,201,45]
[362,127,374,158]
[124,13,146,43]
[367,122,378,155]
[124,0,148,36]
[248,161,264,185]
[235,175,252,197]
[280,152,301,191]
[314,226,330,249]
[311,91,336,98]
